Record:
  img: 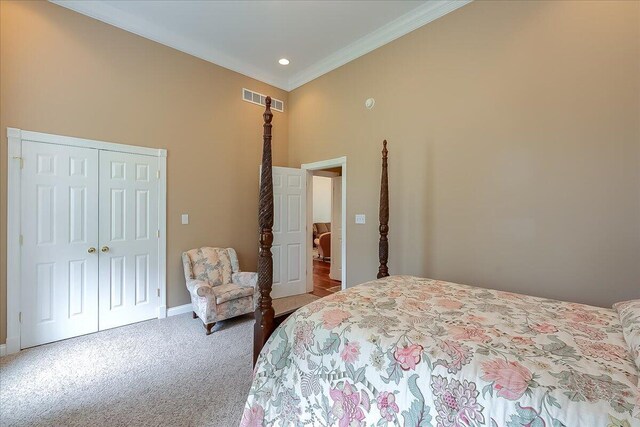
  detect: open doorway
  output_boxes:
[302,157,347,297]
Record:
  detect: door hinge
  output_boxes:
[157,288,160,297]
[19,235,23,245]
[19,312,22,323]
[12,156,23,169]
[157,170,160,179]
[157,230,160,238]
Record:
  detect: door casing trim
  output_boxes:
[301,157,347,291]
[5,128,167,355]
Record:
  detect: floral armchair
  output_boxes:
[182,247,257,334]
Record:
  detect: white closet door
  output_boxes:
[20,141,99,348]
[98,151,159,330]
[271,167,307,298]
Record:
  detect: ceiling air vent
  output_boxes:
[242,88,284,112]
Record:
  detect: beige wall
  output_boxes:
[0,0,289,343]
[1,0,639,345]
[288,0,640,307]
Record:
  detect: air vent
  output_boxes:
[242,88,284,112]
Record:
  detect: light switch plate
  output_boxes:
[355,214,366,224]
[181,214,189,225]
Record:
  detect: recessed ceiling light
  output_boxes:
[278,58,290,65]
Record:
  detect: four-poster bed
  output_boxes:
[253,98,391,364]
[253,96,276,363]
[246,98,639,426]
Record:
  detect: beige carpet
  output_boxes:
[0,294,323,427]
[1,314,254,427]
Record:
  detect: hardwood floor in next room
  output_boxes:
[311,258,341,297]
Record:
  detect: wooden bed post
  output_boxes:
[377,140,390,279]
[254,97,275,365]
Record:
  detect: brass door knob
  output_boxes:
[101,246,110,253]
[88,247,96,254]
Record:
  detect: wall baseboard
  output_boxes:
[167,303,192,317]
[0,344,6,357]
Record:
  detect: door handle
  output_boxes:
[88,247,96,254]
[101,246,110,253]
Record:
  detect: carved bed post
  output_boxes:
[377,140,390,279]
[254,97,275,365]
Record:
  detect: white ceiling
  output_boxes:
[51,0,470,91]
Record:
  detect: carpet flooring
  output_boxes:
[0,292,323,427]
[1,313,255,427]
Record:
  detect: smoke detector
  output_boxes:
[365,98,375,110]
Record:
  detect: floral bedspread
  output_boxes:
[243,276,639,427]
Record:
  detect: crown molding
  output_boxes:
[287,0,472,90]
[50,0,471,92]
[50,0,290,90]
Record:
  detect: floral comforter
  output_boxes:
[243,276,639,427]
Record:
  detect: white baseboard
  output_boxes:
[0,344,6,357]
[167,303,192,317]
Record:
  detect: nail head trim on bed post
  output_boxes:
[378,140,390,279]
[254,97,275,366]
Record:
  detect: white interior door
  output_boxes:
[99,151,160,330]
[271,166,307,298]
[20,141,99,348]
[330,176,342,281]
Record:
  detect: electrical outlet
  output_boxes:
[181,214,189,225]
[355,214,366,224]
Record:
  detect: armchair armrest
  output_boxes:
[186,279,215,298]
[318,232,331,258]
[232,271,258,288]
[232,272,259,310]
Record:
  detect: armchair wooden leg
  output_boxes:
[192,311,197,319]
[205,322,215,335]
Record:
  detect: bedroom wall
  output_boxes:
[288,0,640,307]
[0,0,289,344]
[313,176,332,223]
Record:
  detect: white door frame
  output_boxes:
[301,157,347,290]
[6,128,167,355]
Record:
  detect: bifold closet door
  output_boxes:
[98,151,160,330]
[20,141,99,348]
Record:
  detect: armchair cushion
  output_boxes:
[187,247,233,286]
[213,283,254,305]
[232,271,258,288]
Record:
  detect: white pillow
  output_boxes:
[613,299,640,372]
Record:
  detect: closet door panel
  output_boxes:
[20,141,99,348]
[98,151,159,330]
